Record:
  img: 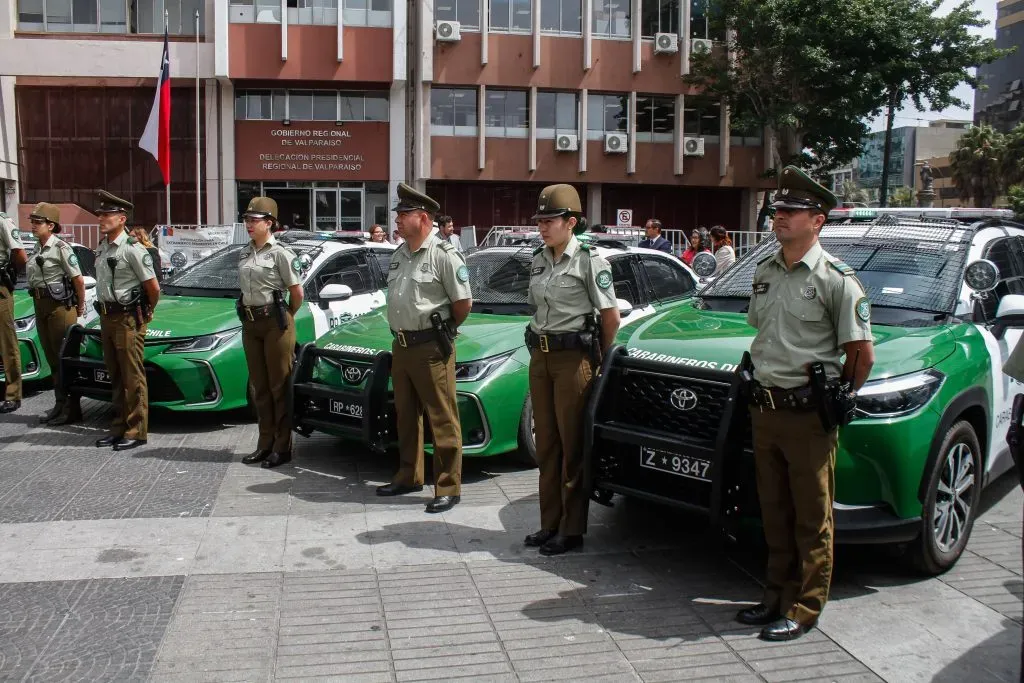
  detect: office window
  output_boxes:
[536,91,579,139]
[491,0,531,31]
[33,0,134,33]
[684,98,721,142]
[235,91,286,120]
[235,90,387,121]
[436,0,480,29]
[636,95,675,143]
[485,90,529,138]
[431,88,479,137]
[540,0,581,32]
[18,0,45,28]
[313,92,338,120]
[592,0,629,37]
[640,0,678,37]
[689,0,725,40]
[342,0,391,27]
[364,94,389,121]
[135,0,205,34]
[587,94,628,140]
[730,120,763,147]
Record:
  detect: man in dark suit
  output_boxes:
[638,218,672,253]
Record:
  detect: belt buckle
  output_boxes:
[539,335,550,353]
[397,331,407,348]
[245,307,255,322]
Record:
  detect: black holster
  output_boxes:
[582,313,602,370]
[0,262,15,293]
[808,362,855,431]
[1007,394,1024,490]
[737,351,755,401]
[430,312,454,361]
[235,295,246,323]
[272,291,288,331]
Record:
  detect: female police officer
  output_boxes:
[237,197,303,469]
[27,202,86,426]
[524,184,620,556]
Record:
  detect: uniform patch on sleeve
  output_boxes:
[9,227,17,241]
[456,265,469,282]
[753,282,769,294]
[291,257,303,273]
[68,253,79,267]
[596,269,612,290]
[856,297,870,322]
[142,253,153,267]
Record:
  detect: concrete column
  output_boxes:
[0,76,16,214]
[632,0,641,73]
[337,0,345,61]
[579,89,588,173]
[478,84,486,171]
[719,102,730,177]
[215,81,237,225]
[481,0,489,65]
[204,82,219,224]
[280,0,288,60]
[528,86,537,171]
[1,0,16,37]
[680,0,690,76]
[587,183,602,226]
[389,81,407,219]
[739,188,757,231]
[213,0,229,77]
[674,93,685,175]
[627,91,637,175]
[531,0,541,67]
[582,0,592,70]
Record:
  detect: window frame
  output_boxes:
[484,89,529,139]
[435,0,481,30]
[234,89,388,122]
[639,0,679,38]
[536,90,580,140]
[489,0,532,32]
[305,250,375,302]
[591,0,630,39]
[539,0,582,34]
[430,87,479,137]
[608,254,650,308]
[637,253,696,303]
[635,94,675,144]
[586,93,629,141]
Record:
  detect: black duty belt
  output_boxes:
[750,383,817,411]
[241,304,276,321]
[94,301,136,315]
[526,329,585,353]
[391,327,436,348]
[30,287,55,301]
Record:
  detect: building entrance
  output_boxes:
[237,181,387,234]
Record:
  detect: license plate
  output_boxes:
[94,369,110,384]
[640,446,711,482]
[328,399,363,419]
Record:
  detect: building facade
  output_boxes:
[0,0,773,236]
[975,0,1024,133]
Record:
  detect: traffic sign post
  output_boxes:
[616,209,633,227]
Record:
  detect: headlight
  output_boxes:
[165,328,240,354]
[455,351,514,383]
[15,316,35,333]
[855,369,944,418]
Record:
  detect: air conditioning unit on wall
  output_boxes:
[683,137,706,157]
[690,38,713,55]
[604,133,627,154]
[435,20,461,42]
[654,33,678,54]
[556,134,579,152]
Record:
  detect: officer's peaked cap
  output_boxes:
[392,183,440,214]
[95,190,133,215]
[772,166,838,215]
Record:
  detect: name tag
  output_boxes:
[531,266,545,276]
[753,282,769,294]
[390,261,400,271]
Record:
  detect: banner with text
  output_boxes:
[234,121,389,181]
[158,225,235,270]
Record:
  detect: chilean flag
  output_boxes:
[140,31,171,185]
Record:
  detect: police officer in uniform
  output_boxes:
[93,191,160,451]
[376,184,472,513]
[736,167,874,640]
[524,185,620,556]
[0,210,27,413]
[26,203,86,425]
[237,197,303,469]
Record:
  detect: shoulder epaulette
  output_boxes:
[756,252,774,266]
[127,237,137,245]
[532,246,544,256]
[439,241,455,253]
[579,242,592,252]
[827,258,855,276]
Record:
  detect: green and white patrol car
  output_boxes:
[586,208,1024,573]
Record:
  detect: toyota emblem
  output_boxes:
[342,365,365,384]
[670,387,698,411]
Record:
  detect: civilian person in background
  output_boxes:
[710,225,736,273]
[369,225,387,243]
[680,229,701,265]
[639,219,673,254]
[391,229,404,246]
[131,227,162,281]
[438,215,462,251]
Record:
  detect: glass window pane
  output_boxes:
[661,0,678,35]
[46,0,72,29]
[435,0,456,21]
[700,104,720,136]
[561,0,581,32]
[339,94,362,120]
[313,93,337,120]
[74,0,97,25]
[235,93,247,120]
[640,0,659,37]
[453,89,478,127]
[290,92,313,120]
[540,0,559,30]
[512,0,531,30]
[588,95,605,133]
[19,0,45,24]
[364,94,388,121]
[505,90,528,129]
[273,91,286,119]
[537,92,556,129]
[370,0,389,9]
[485,90,506,128]
[605,95,626,132]
[457,0,479,28]
[491,0,510,29]
[690,0,706,38]
[431,88,454,127]
[555,92,576,129]
[635,96,652,135]
[652,97,674,138]
[608,0,628,35]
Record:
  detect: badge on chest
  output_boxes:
[753,282,769,294]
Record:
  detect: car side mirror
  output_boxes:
[83,275,97,290]
[617,298,633,318]
[319,283,353,309]
[993,294,1024,340]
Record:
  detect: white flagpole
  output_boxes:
[195,9,202,226]
[164,9,171,226]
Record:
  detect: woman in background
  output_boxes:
[710,225,736,273]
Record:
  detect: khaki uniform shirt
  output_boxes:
[386,233,472,331]
[238,235,301,307]
[528,235,618,334]
[0,213,25,266]
[27,237,82,295]
[747,241,872,389]
[96,231,157,304]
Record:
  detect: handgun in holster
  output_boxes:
[581,313,602,371]
[430,311,454,361]
[737,351,755,401]
[0,260,16,294]
[808,362,840,431]
[1007,394,1024,490]
[235,295,246,323]
[271,290,289,331]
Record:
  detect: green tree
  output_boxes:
[841,181,871,205]
[1002,123,1024,188]
[889,186,915,207]
[1008,185,1024,221]
[949,125,1005,207]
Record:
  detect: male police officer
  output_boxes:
[93,191,160,451]
[376,184,472,513]
[736,167,874,641]
[0,210,27,412]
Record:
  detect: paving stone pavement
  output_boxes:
[0,387,1020,682]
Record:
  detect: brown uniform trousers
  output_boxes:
[100,312,148,440]
[750,408,838,626]
[242,315,295,453]
[391,341,462,497]
[0,289,21,402]
[529,348,593,536]
[33,295,81,418]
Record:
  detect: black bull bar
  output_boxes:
[59,324,113,401]
[288,343,394,454]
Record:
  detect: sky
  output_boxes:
[866,0,999,131]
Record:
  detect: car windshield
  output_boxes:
[701,220,973,319]
[162,242,323,296]
[466,248,535,310]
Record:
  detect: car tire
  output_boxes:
[912,420,983,575]
[515,396,538,468]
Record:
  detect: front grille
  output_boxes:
[598,368,732,443]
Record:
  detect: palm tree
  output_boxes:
[841,180,870,206]
[1002,123,1024,189]
[889,186,915,207]
[949,125,1005,207]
